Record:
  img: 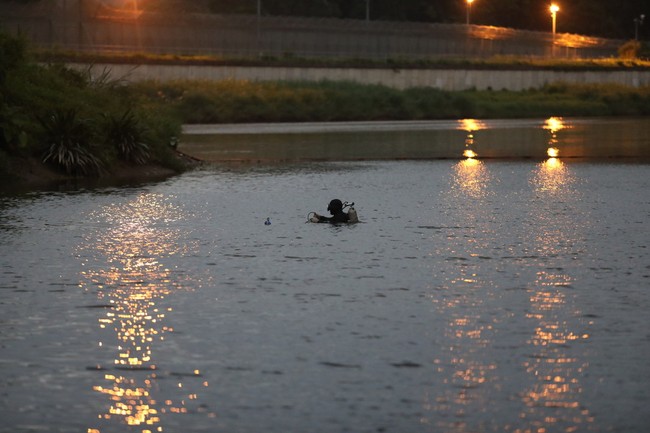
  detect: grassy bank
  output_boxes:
[0,32,185,185]
[129,79,650,124]
[35,48,650,71]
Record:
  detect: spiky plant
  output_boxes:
[40,109,103,175]
[103,110,150,164]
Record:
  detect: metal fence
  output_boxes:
[1,1,623,60]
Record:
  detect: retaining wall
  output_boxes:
[77,63,650,91]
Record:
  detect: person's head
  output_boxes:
[327,199,343,215]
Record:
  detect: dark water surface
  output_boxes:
[1,121,650,433]
[180,117,650,161]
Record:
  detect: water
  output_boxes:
[1,127,650,433]
[180,117,650,161]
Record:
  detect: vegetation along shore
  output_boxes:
[2,30,650,187]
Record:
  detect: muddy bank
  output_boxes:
[0,153,199,194]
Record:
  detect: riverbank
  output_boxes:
[0,152,199,193]
[0,30,191,192]
[3,28,649,191]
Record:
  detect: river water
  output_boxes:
[1,118,649,433]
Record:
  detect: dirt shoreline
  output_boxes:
[1,153,199,194]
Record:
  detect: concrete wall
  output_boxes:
[77,63,650,91]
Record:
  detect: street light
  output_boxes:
[634,14,645,41]
[466,0,474,26]
[550,4,559,39]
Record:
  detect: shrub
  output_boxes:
[0,30,26,85]
[618,40,641,59]
[0,102,29,152]
[39,109,103,175]
[103,110,150,164]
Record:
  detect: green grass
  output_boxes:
[34,48,650,71]
[127,79,650,124]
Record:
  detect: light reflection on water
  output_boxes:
[522,157,593,433]
[422,151,607,432]
[532,157,572,194]
[458,118,487,160]
[452,157,492,199]
[543,116,567,160]
[79,193,212,432]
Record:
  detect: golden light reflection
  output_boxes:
[458,119,486,133]
[424,282,497,430]
[463,149,478,159]
[532,157,571,194]
[453,158,491,199]
[79,193,211,432]
[521,272,593,430]
[522,149,594,431]
[555,32,603,48]
[469,25,519,41]
[518,136,594,430]
[533,117,574,194]
[458,119,485,161]
[543,116,569,158]
[543,116,565,134]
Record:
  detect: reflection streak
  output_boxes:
[522,162,594,432]
[453,158,491,199]
[458,119,486,158]
[427,141,594,431]
[423,159,498,431]
[532,157,571,194]
[79,193,209,432]
[543,116,569,159]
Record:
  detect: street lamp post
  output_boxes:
[366,0,370,22]
[550,4,559,40]
[634,14,645,41]
[549,4,559,57]
[466,0,474,26]
[256,0,261,55]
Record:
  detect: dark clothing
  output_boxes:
[316,211,350,224]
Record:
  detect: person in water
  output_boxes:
[311,199,350,224]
